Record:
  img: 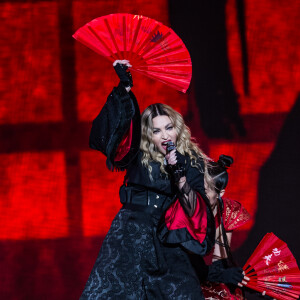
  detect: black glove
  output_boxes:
[166,141,186,182]
[220,267,244,285]
[113,63,133,88]
[207,259,244,285]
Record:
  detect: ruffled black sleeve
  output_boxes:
[89,85,141,170]
[158,156,216,255]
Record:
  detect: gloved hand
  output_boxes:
[207,259,244,285]
[113,60,133,89]
[166,141,187,165]
[165,141,186,182]
[220,267,244,285]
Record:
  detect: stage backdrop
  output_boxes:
[0,0,299,299]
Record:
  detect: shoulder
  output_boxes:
[184,152,205,193]
[185,151,205,176]
[188,150,205,169]
[222,198,251,231]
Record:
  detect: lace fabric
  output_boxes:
[178,181,197,217]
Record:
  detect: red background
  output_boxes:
[0,0,299,299]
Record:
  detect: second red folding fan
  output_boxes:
[73,13,192,93]
[243,233,300,300]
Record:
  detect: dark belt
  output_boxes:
[122,203,163,216]
[119,184,174,211]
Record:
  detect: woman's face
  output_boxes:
[152,115,177,155]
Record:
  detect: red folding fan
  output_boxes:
[243,233,300,300]
[73,13,192,93]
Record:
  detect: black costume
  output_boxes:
[80,85,215,299]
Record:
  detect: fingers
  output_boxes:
[235,270,249,287]
[237,280,248,287]
[113,59,132,67]
[167,149,177,165]
[237,275,249,288]
[165,149,175,159]
[241,271,250,282]
[113,60,119,67]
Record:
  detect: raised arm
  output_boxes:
[89,61,141,170]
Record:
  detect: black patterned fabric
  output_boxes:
[80,208,205,299]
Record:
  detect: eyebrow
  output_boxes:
[164,123,173,130]
[153,123,173,130]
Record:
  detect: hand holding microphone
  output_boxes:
[165,141,176,165]
[165,141,186,183]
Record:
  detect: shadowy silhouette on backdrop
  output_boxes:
[169,0,246,138]
[235,93,300,298]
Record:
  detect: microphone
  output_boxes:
[166,141,176,154]
[165,141,186,182]
[165,140,179,167]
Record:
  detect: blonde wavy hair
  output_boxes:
[140,103,211,179]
